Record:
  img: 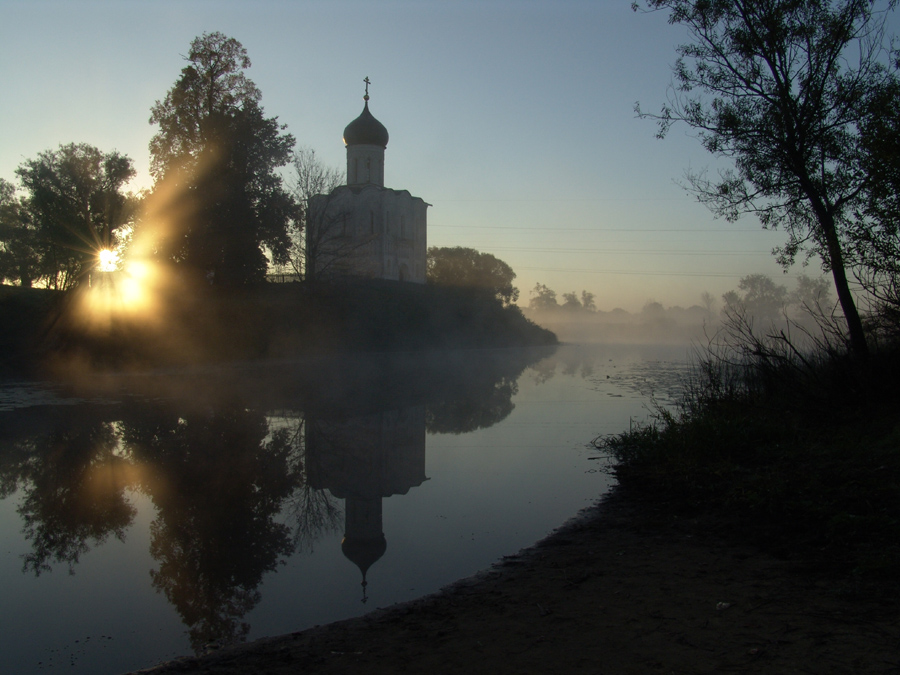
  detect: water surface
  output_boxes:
[0,344,691,674]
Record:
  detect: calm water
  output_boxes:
[0,344,691,674]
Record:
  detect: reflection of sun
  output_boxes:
[97,248,119,272]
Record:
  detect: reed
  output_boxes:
[598,308,900,585]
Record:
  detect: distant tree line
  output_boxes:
[527,274,833,322]
[528,284,597,313]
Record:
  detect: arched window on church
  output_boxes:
[370,211,375,234]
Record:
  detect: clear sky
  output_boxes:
[1,0,825,312]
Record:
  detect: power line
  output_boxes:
[487,247,771,256]
[518,266,797,279]
[428,197,689,202]
[431,224,763,232]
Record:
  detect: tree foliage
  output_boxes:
[426,246,519,305]
[2,144,136,289]
[529,284,601,313]
[147,32,299,287]
[636,0,899,355]
[854,73,900,309]
[0,179,41,287]
[721,273,834,322]
[581,290,597,312]
[722,273,790,322]
[561,291,581,310]
[529,283,558,311]
[559,290,599,312]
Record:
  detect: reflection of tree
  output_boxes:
[0,346,556,648]
[0,409,136,575]
[423,348,555,434]
[528,356,559,385]
[527,348,597,386]
[425,376,518,435]
[121,404,300,652]
[278,417,342,553]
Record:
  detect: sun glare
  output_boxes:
[78,252,166,332]
[98,248,119,272]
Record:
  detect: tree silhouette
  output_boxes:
[722,274,790,324]
[528,282,558,312]
[581,290,597,312]
[636,0,900,355]
[0,179,41,287]
[147,32,299,287]
[426,246,519,305]
[10,144,136,289]
[855,74,900,311]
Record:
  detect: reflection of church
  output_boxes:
[308,79,429,282]
[306,406,427,600]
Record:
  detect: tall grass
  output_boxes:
[598,308,900,583]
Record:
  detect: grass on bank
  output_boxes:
[598,311,900,587]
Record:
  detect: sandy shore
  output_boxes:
[128,490,900,674]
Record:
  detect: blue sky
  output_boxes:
[0,0,819,311]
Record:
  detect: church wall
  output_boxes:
[311,185,427,283]
[379,190,427,283]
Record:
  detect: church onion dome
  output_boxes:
[341,534,387,579]
[343,101,389,148]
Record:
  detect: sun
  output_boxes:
[97,248,119,272]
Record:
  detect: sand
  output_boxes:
[128,490,900,675]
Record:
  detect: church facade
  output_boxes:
[307,86,428,283]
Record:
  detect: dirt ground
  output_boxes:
[129,491,900,675]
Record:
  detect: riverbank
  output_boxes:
[0,280,556,376]
[129,487,899,675]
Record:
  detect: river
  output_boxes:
[0,343,692,674]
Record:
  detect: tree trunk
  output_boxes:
[821,215,869,356]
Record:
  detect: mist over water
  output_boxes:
[0,344,692,674]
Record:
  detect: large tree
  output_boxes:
[426,246,519,305]
[636,0,899,355]
[0,179,41,287]
[853,72,900,310]
[148,32,299,287]
[9,144,136,290]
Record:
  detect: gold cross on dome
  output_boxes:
[364,76,371,101]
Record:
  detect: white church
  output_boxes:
[307,82,428,283]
